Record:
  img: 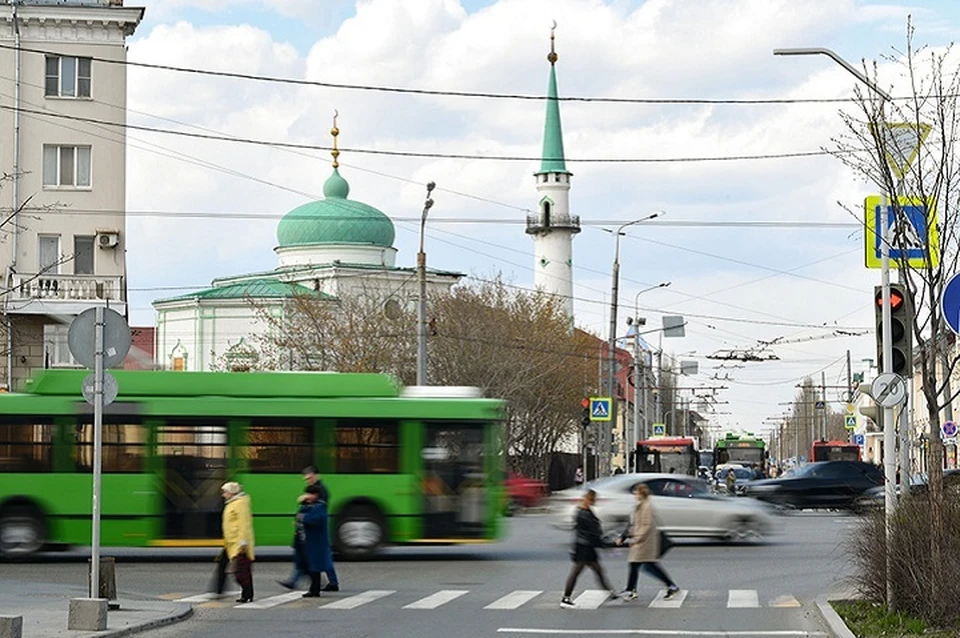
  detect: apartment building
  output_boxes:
[0,0,143,389]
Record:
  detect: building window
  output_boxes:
[43,324,79,368]
[43,145,91,188]
[45,55,92,98]
[74,235,94,275]
[38,235,60,273]
[336,421,399,473]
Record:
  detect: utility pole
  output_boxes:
[821,370,827,441]
[416,182,435,386]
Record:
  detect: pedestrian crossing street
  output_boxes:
[169,588,804,611]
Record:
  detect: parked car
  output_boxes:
[742,461,882,510]
[854,469,960,511]
[549,473,777,542]
[503,472,548,514]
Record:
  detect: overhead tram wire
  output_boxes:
[0,41,926,106]
[0,103,834,163]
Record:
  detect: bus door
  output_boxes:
[421,424,486,539]
[156,423,229,539]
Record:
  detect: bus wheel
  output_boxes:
[334,505,385,560]
[0,507,45,558]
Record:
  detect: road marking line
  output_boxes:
[572,589,609,609]
[174,592,239,603]
[768,595,802,608]
[649,589,688,608]
[727,589,760,608]
[321,590,396,610]
[236,591,305,609]
[485,590,542,609]
[498,630,826,636]
[403,589,469,609]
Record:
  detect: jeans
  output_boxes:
[625,561,675,591]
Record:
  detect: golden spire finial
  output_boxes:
[330,109,340,168]
[547,21,558,64]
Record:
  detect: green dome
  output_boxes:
[276,168,395,248]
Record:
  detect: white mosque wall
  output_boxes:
[276,244,397,269]
[534,231,575,317]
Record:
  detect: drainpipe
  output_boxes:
[7,0,22,388]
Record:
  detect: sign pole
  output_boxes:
[91,306,104,599]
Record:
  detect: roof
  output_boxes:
[537,62,569,175]
[154,278,326,305]
[276,168,395,248]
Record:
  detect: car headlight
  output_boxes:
[747,485,780,493]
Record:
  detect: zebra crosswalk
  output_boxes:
[169,588,803,611]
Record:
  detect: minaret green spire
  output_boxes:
[537,23,569,175]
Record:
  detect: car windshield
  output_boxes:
[792,463,826,478]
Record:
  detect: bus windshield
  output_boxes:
[636,438,698,476]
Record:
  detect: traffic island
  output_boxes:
[822,598,959,638]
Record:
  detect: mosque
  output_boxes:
[153,32,578,371]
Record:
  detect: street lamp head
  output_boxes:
[426,181,436,194]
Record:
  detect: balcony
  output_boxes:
[525,214,582,236]
[5,273,125,315]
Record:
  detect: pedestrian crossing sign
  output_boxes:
[589,397,611,422]
[845,415,857,430]
[652,423,666,437]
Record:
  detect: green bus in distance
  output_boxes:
[713,433,767,477]
[0,370,505,559]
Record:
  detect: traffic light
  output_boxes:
[580,398,591,427]
[874,284,913,378]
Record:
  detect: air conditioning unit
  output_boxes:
[97,231,120,249]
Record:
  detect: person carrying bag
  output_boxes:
[615,483,680,601]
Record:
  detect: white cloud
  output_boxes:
[119,0,957,429]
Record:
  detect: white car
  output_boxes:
[550,473,778,542]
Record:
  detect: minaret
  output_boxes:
[526,24,580,319]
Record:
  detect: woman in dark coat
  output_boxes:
[560,489,616,608]
[299,485,339,597]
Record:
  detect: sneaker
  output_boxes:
[622,590,638,602]
[560,597,575,609]
[608,590,620,600]
[664,586,680,599]
[321,584,339,592]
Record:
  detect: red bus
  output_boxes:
[636,437,698,476]
[811,440,861,462]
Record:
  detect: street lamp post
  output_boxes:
[416,182,436,386]
[606,213,662,476]
[632,282,671,460]
[774,46,897,605]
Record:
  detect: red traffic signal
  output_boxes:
[581,398,590,409]
[875,287,904,312]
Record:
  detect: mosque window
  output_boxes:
[542,201,551,227]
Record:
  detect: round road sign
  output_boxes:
[871,372,907,408]
[82,372,119,407]
[943,421,958,438]
[67,307,131,369]
[943,273,960,335]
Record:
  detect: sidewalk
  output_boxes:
[0,581,191,638]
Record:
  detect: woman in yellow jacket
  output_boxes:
[221,482,255,603]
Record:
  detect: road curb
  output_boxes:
[98,603,193,638]
[815,595,857,638]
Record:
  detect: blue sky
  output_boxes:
[119,0,960,433]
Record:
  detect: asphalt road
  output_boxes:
[7,509,859,637]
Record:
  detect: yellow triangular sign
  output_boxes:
[870,122,931,179]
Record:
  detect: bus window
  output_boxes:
[244,421,314,473]
[0,422,54,472]
[74,423,146,473]
[335,421,400,474]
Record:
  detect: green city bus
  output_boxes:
[713,433,767,476]
[0,370,505,559]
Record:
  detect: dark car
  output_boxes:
[742,461,883,510]
[855,469,960,511]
